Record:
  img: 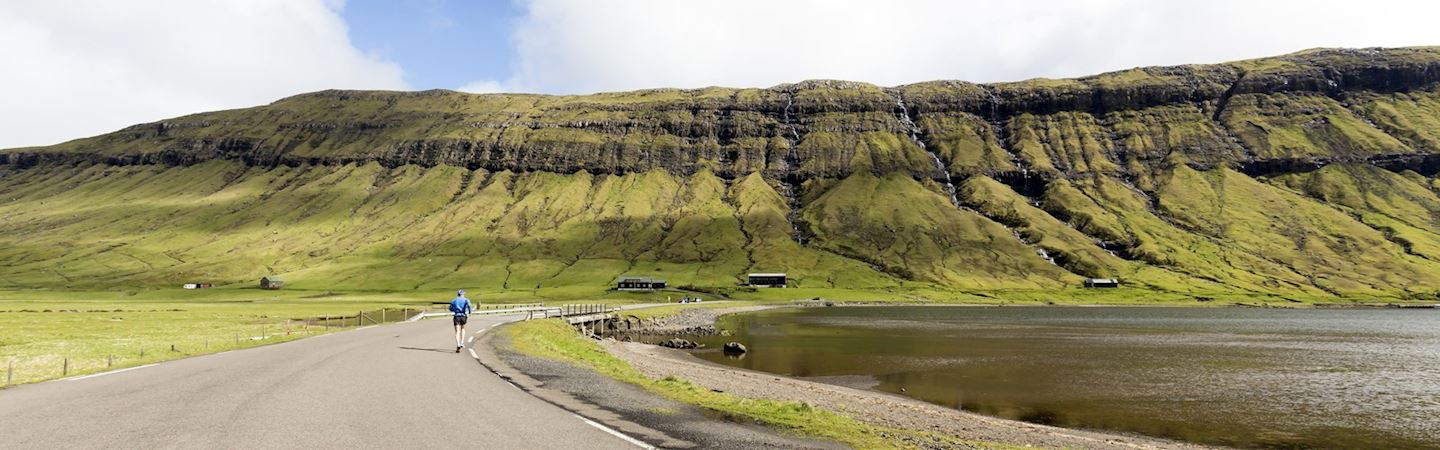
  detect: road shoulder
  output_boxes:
[474,324,845,449]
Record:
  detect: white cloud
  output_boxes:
[497,0,1440,94]
[456,79,505,93]
[0,0,406,149]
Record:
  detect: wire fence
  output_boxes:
[3,302,595,387]
[2,306,445,387]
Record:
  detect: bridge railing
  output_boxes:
[407,303,548,321]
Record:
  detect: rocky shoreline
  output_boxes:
[601,304,1209,449]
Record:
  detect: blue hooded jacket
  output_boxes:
[449,296,472,317]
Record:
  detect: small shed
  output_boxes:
[1084,278,1119,288]
[260,276,285,290]
[617,276,667,291]
[748,273,787,288]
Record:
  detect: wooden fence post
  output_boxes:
[6,360,12,386]
[107,354,113,368]
[382,308,387,323]
[62,357,68,377]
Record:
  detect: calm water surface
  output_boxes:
[680,306,1440,449]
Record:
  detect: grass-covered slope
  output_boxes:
[0,162,871,290]
[5,47,1440,301]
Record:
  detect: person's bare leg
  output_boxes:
[454,323,465,351]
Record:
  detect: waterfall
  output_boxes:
[985,88,1027,177]
[1013,230,1058,265]
[895,97,961,207]
[779,93,806,245]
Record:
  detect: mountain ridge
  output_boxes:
[4,47,1440,300]
[6,47,1440,179]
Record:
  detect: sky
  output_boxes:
[3,0,1440,149]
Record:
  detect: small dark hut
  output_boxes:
[748,273,787,288]
[260,276,285,290]
[617,276,666,291]
[1084,278,1119,288]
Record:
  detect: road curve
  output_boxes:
[0,313,639,449]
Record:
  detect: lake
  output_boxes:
[679,306,1440,449]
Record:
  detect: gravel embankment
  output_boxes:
[640,304,786,332]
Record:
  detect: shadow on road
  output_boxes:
[398,346,456,353]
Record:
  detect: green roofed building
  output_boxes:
[616,276,666,291]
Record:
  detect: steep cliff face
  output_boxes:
[8,47,1440,180]
[4,47,1440,299]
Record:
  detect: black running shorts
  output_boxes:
[453,315,468,326]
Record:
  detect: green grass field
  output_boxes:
[0,289,416,385]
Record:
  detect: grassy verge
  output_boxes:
[505,319,1004,449]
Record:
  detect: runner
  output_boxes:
[449,289,473,353]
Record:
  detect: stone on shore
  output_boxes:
[660,338,698,349]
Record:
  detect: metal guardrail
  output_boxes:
[406,303,624,323]
[407,303,548,321]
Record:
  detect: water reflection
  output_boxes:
[680,306,1440,449]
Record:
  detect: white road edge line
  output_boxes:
[468,348,478,358]
[65,363,158,381]
[574,414,656,450]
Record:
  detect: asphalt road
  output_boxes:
[0,313,643,449]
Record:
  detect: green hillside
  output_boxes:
[6,47,1440,302]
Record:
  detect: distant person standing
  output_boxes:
[450,289,473,353]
